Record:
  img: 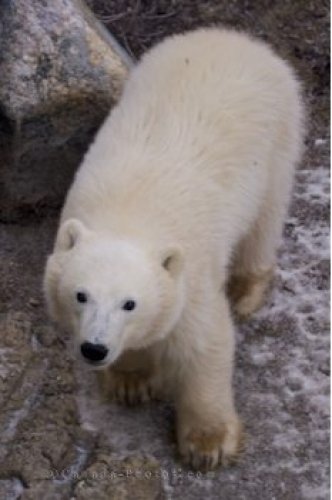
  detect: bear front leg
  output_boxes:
[175,293,244,470]
[97,348,163,405]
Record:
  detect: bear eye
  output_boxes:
[122,300,136,311]
[76,291,88,304]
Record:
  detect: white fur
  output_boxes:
[44,28,304,468]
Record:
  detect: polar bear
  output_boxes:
[44,28,303,470]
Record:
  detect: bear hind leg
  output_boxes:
[228,174,293,318]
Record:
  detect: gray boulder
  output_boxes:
[0,0,131,221]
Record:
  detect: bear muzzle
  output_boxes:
[80,341,109,363]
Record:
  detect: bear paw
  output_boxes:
[178,419,244,470]
[98,369,160,405]
[228,269,273,318]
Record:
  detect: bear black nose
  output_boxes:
[80,342,108,362]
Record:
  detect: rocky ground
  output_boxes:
[0,1,329,499]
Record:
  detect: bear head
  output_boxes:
[44,218,185,368]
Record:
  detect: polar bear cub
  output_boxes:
[44,28,303,469]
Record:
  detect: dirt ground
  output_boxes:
[0,1,329,499]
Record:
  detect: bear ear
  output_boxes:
[161,245,184,278]
[55,218,88,252]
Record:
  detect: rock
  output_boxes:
[0,312,35,408]
[0,0,131,222]
[0,479,25,499]
[74,455,165,499]
[21,481,72,500]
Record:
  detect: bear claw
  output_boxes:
[98,369,159,405]
[179,421,244,471]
